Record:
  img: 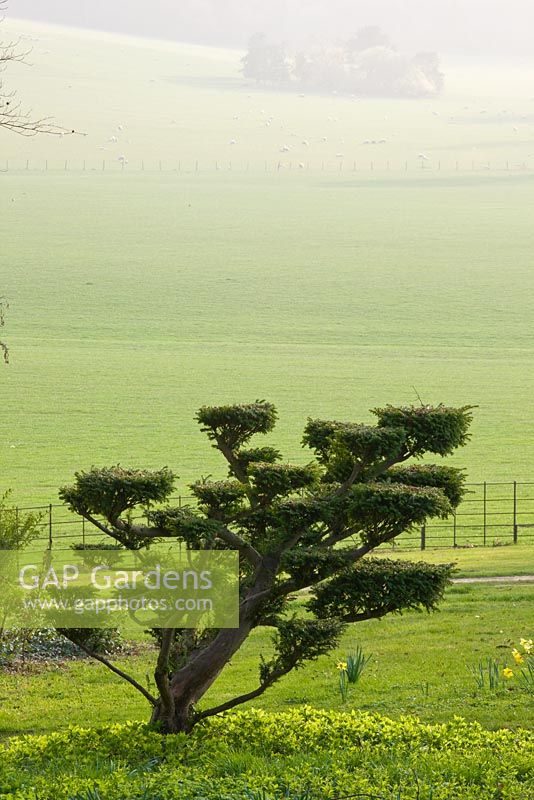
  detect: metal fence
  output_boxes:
[9,481,534,553]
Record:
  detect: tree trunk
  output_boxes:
[149,567,275,733]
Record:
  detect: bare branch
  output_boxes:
[195,665,288,722]
[60,633,157,706]
[0,6,82,136]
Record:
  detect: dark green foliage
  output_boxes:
[372,404,475,458]
[190,480,247,518]
[380,464,467,507]
[346,483,452,546]
[264,496,333,543]
[302,419,344,463]
[308,558,455,622]
[248,462,319,502]
[280,547,353,585]
[260,618,344,684]
[333,423,406,462]
[147,507,222,548]
[232,446,282,477]
[60,466,175,519]
[303,420,408,482]
[196,401,277,450]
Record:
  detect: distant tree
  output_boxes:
[353,46,409,95]
[294,46,346,92]
[242,33,291,85]
[411,52,445,94]
[242,24,444,97]
[346,26,392,57]
[61,400,473,733]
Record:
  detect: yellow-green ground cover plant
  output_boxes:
[0,709,532,800]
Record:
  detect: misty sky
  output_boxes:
[7,0,534,56]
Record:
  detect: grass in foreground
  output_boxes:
[0,583,532,737]
[0,709,532,800]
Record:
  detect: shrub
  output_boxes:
[0,709,532,800]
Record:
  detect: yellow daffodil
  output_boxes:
[336,661,348,671]
[520,638,533,654]
[503,667,514,679]
[512,649,524,665]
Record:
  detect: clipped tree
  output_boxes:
[60,401,473,733]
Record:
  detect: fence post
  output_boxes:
[453,512,457,548]
[48,504,53,550]
[82,516,86,548]
[420,524,426,550]
[483,482,487,545]
[513,481,518,543]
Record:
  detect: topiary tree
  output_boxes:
[60,400,473,733]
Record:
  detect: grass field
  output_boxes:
[3,169,534,505]
[2,19,534,508]
[0,582,532,737]
[384,543,534,576]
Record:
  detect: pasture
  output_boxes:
[3,169,534,504]
[2,21,534,505]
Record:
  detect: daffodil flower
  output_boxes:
[520,638,533,654]
[503,667,514,679]
[336,661,348,671]
[512,649,524,665]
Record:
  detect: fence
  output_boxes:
[9,481,534,553]
[1,158,532,175]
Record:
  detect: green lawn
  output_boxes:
[380,543,534,576]
[1,582,532,737]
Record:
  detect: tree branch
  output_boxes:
[154,629,176,720]
[62,634,157,706]
[195,666,288,722]
[216,525,262,568]
[214,436,247,483]
[77,510,122,541]
[340,607,395,623]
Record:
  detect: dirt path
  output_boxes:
[452,575,534,584]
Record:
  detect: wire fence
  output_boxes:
[1,158,532,175]
[11,481,534,553]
